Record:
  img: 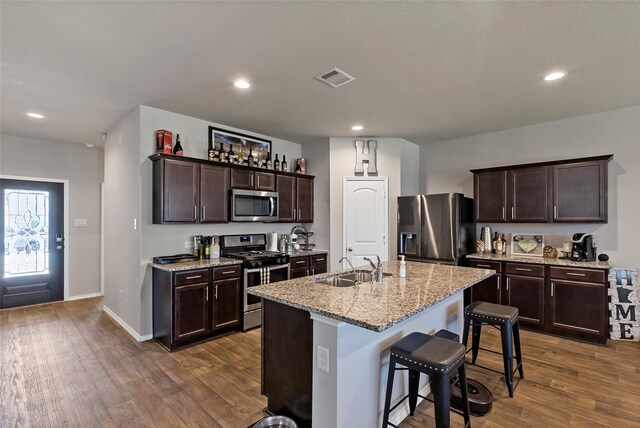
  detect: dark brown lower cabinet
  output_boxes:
[290,256,310,278]
[174,282,211,342]
[548,264,608,342]
[153,264,242,351]
[289,253,329,278]
[466,258,608,344]
[213,278,241,331]
[262,299,313,427]
[468,260,502,304]
[504,274,545,326]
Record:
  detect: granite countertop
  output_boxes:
[151,257,242,272]
[466,253,612,270]
[290,249,329,257]
[249,260,494,332]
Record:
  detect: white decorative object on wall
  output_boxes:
[354,140,378,176]
[608,267,639,341]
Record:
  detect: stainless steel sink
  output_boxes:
[313,270,392,287]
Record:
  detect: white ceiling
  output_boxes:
[2,1,640,146]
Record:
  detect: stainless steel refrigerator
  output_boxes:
[398,193,475,265]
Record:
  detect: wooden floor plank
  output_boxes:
[1,298,639,428]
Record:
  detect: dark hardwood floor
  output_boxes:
[1,297,638,427]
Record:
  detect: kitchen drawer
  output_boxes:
[212,265,241,280]
[290,256,309,268]
[468,259,502,272]
[310,254,327,266]
[505,262,544,278]
[549,266,606,283]
[174,269,210,286]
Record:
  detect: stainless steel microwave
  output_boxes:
[231,189,279,222]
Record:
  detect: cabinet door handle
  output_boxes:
[257,175,260,188]
[316,258,325,262]
[551,282,555,297]
[194,205,197,220]
[554,205,558,219]
[298,209,302,220]
[512,206,515,219]
[502,206,505,220]
[215,284,218,299]
[310,268,315,275]
[566,272,586,277]
[477,264,491,268]
[222,270,236,275]
[206,287,209,301]
[186,275,202,280]
[202,206,206,220]
[295,260,306,264]
[516,268,532,272]
[251,175,254,188]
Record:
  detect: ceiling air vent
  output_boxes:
[314,67,355,88]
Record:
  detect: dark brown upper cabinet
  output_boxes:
[200,164,229,222]
[277,175,314,223]
[552,159,608,222]
[154,157,199,223]
[508,166,550,222]
[150,154,314,224]
[230,169,276,191]
[153,157,230,224]
[472,154,612,224]
[474,170,507,222]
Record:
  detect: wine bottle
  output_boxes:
[248,149,255,167]
[207,140,215,161]
[494,232,503,256]
[228,145,236,164]
[274,154,280,170]
[281,155,288,172]
[502,233,508,255]
[173,134,184,156]
[237,147,244,165]
[266,152,272,169]
[219,145,227,163]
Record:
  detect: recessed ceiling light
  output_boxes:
[234,80,251,89]
[27,112,44,119]
[351,125,363,131]
[543,71,566,81]
[84,143,95,148]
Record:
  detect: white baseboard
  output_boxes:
[67,292,103,301]
[102,305,153,342]
[389,382,432,426]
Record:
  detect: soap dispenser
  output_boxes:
[399,255,407,278]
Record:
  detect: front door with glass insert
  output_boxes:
[0,179,64,308]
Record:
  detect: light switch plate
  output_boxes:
[73,218,87,227]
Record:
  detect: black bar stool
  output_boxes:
[382,332,471,428]
[461,301,524,397]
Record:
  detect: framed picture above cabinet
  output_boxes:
[209,126,271,165]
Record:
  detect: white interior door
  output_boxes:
[343,178,389,269]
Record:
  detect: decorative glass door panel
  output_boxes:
[0,179,64,308]
[4,189,50,277]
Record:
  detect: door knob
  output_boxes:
[348,247,353,252]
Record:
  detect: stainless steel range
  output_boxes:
[220,234,290,331]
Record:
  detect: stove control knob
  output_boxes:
[257,261,262,267]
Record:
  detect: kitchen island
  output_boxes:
[249,260,493,428]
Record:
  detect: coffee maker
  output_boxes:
[571,233,596,262]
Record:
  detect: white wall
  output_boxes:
[103,107,142,333]
[328,138,420,271]
[420,105,640,267]
[0,133,103,298]
[302,138,331,253]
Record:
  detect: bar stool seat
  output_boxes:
[382,333,471,428]
[462,301,524,398]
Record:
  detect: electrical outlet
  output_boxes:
[317,346,329,373]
